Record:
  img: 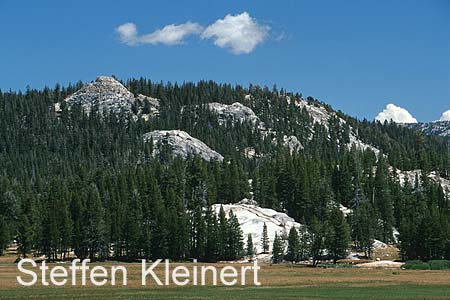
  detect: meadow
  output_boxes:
[1,258,450,300]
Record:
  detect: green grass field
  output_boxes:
[1,285,450,300]
[1,284,450,300]
[1,261,450,300]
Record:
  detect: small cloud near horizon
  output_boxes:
[375,103,418,124]
[115,12,270,55]
[439,110,450,121]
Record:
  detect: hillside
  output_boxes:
[0,76,449,263]
[407,121,450,138]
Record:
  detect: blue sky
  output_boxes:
[1,0,449,122]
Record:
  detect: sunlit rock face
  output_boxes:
[143,130,224,162]
[206,102,262,126]
[407,121,450,138]
[55,76,159,120]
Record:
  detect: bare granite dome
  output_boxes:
[212,201,303,255]
[55,76,159,120]
[143,130,224,162]
[282,135,304,153]
[206,102,262,126]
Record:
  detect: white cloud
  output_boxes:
[116,21,203,46]
[116,12,270,54]
[375,104,418,124]
[439,110,450,121]
[201,12,269,54]
[116,23,138,45]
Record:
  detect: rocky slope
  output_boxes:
[55,76,160,120]
[57,76,448,193]
[200,102,304,155]
[143,130,224,162]
[292,97,450,194]
[281,135,304,153]
[207,102,263,127]
[214,199,389,259]
[212,199,303,254]
[292,97,381,155]
[407,121,450,138]
[395,168,450,195]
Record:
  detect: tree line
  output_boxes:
[0,78,449,262]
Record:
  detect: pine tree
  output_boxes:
[272,233,284,263]
[227,211,244,260]
[84,184,108,260]
[150,182,168,260]
[191,205,206,259]
[261,222,270,254]
[298,225,311,261]
[374,156,394,243]
[217,206,228,260]
[0,215,8,256]
[57,195,73,260]
[352,201,376,258]
[286,227,300,262]
[246,234,254,258]
[310,217,326,267]
[124,189,143,260]
[204,205,218,261]
[326,207,351,263]
[70,193,85,259]
[17,214,32,258]
[40,183,61,260]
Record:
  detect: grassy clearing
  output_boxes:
[0,260,450,299]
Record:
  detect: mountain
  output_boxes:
[55,76,160,120]
[407,121,450,138]
[1,75,449,263]
[74,77,449,198]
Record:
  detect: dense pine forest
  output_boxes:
[0,77,449,263]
